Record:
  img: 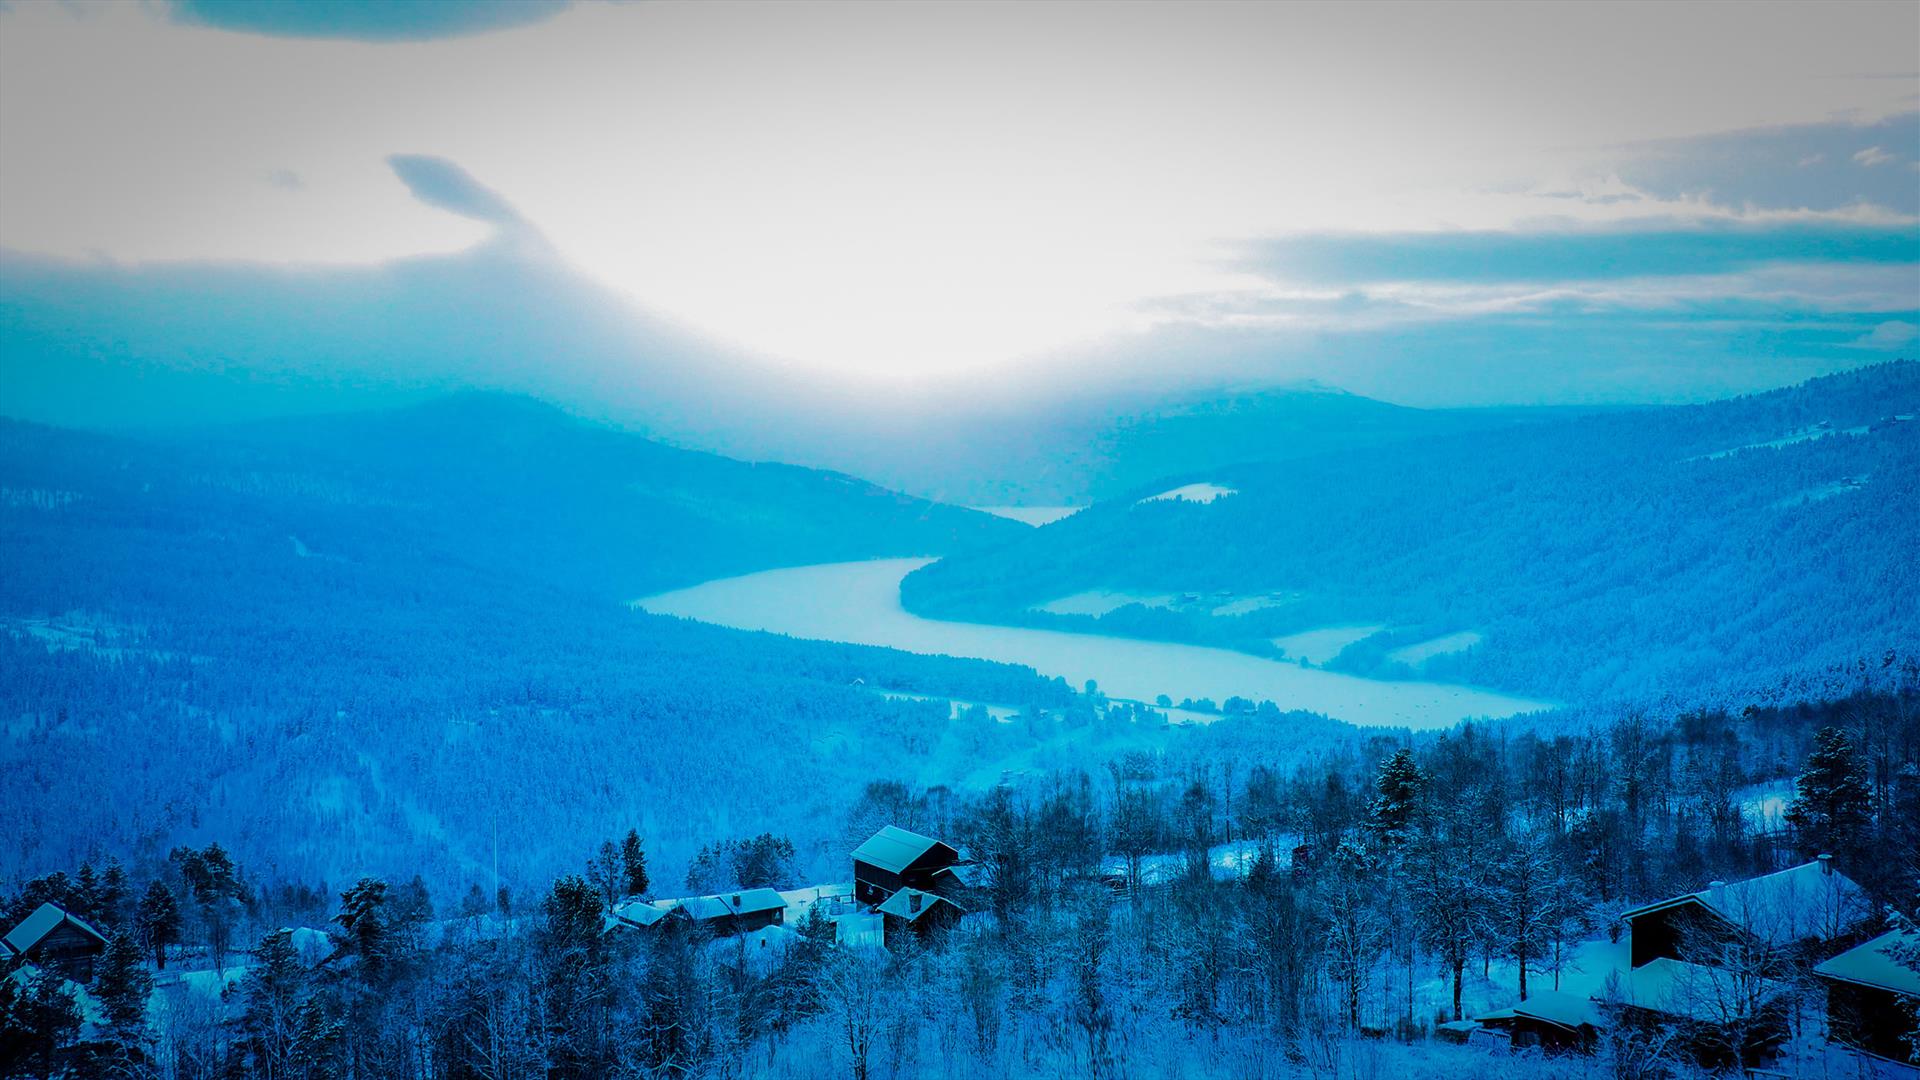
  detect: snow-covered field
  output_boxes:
[1033,588,1178,617]
[638,559,1552,729]
[1138,482,1237,505]
[1388,631,1484,667]
[1270,624,1387,664]
[971,505,1083,526]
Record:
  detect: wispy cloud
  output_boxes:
[167,0,570,42]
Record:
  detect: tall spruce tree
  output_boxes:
[1785,726,1872,858]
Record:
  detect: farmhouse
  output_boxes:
[1,902,108,980]
[1618,856,1868,968]
[1814,928,1920,1062]
[672,889,787,936]
[852,826,962,906]
[606,898,671,932]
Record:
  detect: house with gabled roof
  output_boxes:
[1,902,108,981]
[875,887,963,944]
[1814,928,1920,1063]
[669,888,787,936]
[1618,856,1870,969]
[852,826,962,906]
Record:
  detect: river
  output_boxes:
[637,557,1553,730]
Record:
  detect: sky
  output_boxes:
[1,0,1917,420]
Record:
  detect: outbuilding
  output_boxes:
[1813,929,1919,1063]
[1,902,108,980]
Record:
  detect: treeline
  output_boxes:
[7,687,1916,1078]
[902,362,1920,703]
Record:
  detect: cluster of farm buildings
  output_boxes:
[1460,855,1918,1069]
[4,833,1917,1070]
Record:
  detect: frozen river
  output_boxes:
[637,558,1553,730]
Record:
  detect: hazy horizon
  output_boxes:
[3,0,1917,442]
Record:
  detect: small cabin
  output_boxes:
[875,887,963,944]
[1814,929,1920,1063]
[1472,991,1606,1053]
[1,902,109,981]
[671,889,786,937]
[852,826,962,906]
[1618,857,1868,968]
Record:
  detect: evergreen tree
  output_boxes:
[239,929,309,1078]
[1366,748,1427,845]
[1785,726,1873,857]
[136,880,181,969]
[97,859,130,930]
[621,829,650,898]
[93,928,154,1033]
[332,878,397,987]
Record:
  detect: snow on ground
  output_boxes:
[1270,624,1387,665]
[1737,777,1795,832]
[1771,475,1868,509]
[1034,589,1178,617]
[1699,421,1871,461]
[1099,837,1293,887]
[641,560,1552,730]
[1388,631,1484,668]
[1138,482,1237,505]
[877,689,1021,722]
[1211,593,1296,617]
[971,505,1084,526]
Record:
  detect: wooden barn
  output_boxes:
[1,902,108,980]
[671,889,787,936]
[1814,928,1920,1063]
[875,887,963,945]
[1618,856,1868,968]
[852,826,961,906]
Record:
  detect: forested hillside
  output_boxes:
[902,363,1920,702]
[8,681,1914,1077]
[0,401,1063,885]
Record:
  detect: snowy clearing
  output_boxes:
[1388,631,1484,667]
[971,505,1083,526]
[1034,588,1178,617]
[1270,624,1387,664]
[1138,482,1237,505]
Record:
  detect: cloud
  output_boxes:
[1854,319,1919,349]
[263,168,304,190]
[168,0,569,42]
[1611,113,1919,216]
[387,155,524,229]
[1236,221,1920,287]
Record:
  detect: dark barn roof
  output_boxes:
[853,826,956,874]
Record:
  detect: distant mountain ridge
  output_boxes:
[901,362,1920,703]
[3,392,1023,605]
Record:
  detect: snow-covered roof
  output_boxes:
[607,899,670,930]
[853,826,953,874]
[875,888,961,923]
[1813,930,1920,996]
[675,888,786,921]
[1602,958,1793,1023]
[1619,860,1868,945]
[1475,990,1609,1032]
[2,902,107,958]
